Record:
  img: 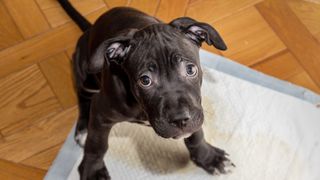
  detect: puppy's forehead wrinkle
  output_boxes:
[127,24,199,77]
[135,24,181,40]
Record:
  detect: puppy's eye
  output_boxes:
[186,64,197,77]
[139,75,152,87]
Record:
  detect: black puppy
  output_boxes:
[58,0,234,179]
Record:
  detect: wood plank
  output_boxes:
[256,0,320,91]
[186,0,262,23]
[0,1,23,50]
[0,107,77,162]
[104,0,130,8]
[288,0,320,41]
[155,0,189,22]
[0,5,109,79]
[86,6,109,24]
[0,65,61,136]
[64,6,109,61]
[39,53,77,109]
[36,0,107,28]
[207,7,286,65]
[0,132,4,144]
[286,71,320,94]
[21,143,63,170]
[0,23,81,78]
[128,0,160,15]
[189,0,201,5]
[65,5,109,59]
[3,0,50,38]
[66,46,76,59]
[316,31,320,43]
[0,159,46,180]
[251,51,303,80]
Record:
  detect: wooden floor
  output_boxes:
[0,0,319,179]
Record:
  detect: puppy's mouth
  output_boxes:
[149,113,204,139]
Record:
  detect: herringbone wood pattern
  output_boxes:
[0,0,319,179]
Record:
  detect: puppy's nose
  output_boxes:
[169,112,190,128]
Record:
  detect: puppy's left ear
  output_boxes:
[169,17,227,50]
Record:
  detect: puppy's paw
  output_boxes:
[78,162,110,180]
[94,167,110,180]
[75,129,87,147]
[191,145,235,175]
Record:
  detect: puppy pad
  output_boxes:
[61,66,320,180]
[45,50,320,180]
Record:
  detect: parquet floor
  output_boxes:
[0,0,319,179]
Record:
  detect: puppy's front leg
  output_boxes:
[184,128,234,175]
[78,103,114,180]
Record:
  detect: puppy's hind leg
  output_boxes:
[72,32,101,147]
[74,73,100,147]
[74,72,101,147]
[74,90,91,147]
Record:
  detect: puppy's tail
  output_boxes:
[57,0,91,32]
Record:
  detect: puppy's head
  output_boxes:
[89,17,226,139]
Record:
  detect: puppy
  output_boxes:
[58,0,234,179]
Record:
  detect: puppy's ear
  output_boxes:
[169,17,227,50]
[88,29,137,73]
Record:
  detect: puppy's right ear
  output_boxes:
[169,17,227,50]
[88,29,137,73]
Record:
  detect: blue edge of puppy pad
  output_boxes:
[45,49,320,180]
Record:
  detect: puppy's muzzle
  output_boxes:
[168,110,191,128]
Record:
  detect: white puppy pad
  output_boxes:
[67,67,320,180]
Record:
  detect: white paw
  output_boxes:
[75,131,87,147]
